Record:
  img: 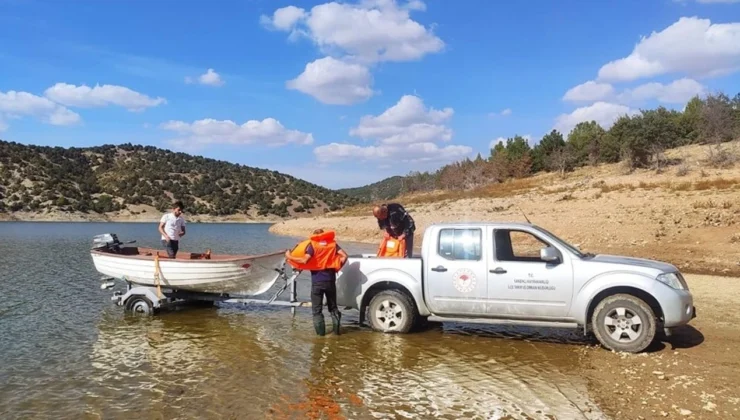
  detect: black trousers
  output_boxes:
[162,240,179,258]
[311,281,338,317]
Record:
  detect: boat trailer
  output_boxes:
[101,265,309,316]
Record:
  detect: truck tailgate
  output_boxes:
[335,254,423,309]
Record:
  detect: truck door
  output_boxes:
[486,228,574,318]
[425,226,488,316]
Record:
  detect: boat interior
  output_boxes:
[93,246,228,260]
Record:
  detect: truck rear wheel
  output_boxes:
[367,290,417,334]
[592,294,656,353]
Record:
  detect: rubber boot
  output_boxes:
[313,314,326,336]
[330,311,341,335]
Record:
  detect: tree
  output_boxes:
[548,144,576,177]
[566,121,605,166]
[681,96,704,143]
[700,92,735,144]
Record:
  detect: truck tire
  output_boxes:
[592,294,656,353]
[366,290,417,334]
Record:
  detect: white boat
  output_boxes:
[90,233,286,296]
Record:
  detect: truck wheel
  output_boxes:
[592,294,656,353]
[367,290,417,334]
[125,296,154,316]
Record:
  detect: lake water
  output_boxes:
[0,222,607,419]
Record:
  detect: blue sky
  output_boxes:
[1,0,739,189]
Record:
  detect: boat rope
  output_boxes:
[153,253,163,299]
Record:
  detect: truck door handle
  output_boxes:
[489,267,507,274]
[431,266,447,272]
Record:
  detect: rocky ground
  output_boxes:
[580,274,740,419]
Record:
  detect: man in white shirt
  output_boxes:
[158,201,186,258]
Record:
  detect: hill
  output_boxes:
[337,176,405,202]
[0,140,358,221]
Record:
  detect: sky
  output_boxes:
[1,0,739,189]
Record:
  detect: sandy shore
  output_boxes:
[579,273,740,419]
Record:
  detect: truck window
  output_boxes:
[438,228,482,261]
[494,229,550,262]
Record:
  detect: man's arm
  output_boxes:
[403,212,415,238]
[284,244,313,264]
[336,245,348,265]
[179,219,186,237]
[158,216,170,242]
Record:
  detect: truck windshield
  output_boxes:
[531,226,587,258]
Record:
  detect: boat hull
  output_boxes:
[91,251,286,296]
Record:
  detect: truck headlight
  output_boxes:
[656,272,685,290]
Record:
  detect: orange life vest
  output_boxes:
[377,236,406,258]
[287,230,344,271]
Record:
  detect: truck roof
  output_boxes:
[428,221,536,229]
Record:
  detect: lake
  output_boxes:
[0,222,607,419]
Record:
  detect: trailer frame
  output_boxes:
[103,266,311,316]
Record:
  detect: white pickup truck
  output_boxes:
[335,222,696,353]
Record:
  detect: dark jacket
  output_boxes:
[377,203,415,238]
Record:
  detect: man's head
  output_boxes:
[372,205,388,220]
[312,228,324,235]
[173,201,184,217]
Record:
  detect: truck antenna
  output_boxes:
[516,205,532,224]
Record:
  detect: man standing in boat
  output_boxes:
[373,203,416,257]
[285,229,348,336]
[158,201,186,258]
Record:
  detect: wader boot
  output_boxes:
[313,314,326,336]
[330,310,341,335]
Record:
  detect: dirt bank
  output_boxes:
[580,274,740,419]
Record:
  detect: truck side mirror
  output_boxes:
[540,246,560,263]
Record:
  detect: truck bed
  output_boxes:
[336,254,424,310]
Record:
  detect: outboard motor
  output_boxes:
[92,233,134,253]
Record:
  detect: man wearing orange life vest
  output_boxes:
[373,203,416,258]
[285,229,348,336]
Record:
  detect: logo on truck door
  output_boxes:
[452,268,477,293]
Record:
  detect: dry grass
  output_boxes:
[692,199,733,210]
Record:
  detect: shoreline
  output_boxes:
[0,211,284,224]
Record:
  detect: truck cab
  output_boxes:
[336,222,696,353]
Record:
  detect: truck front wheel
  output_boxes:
[367,290,417,334]
[592,294,656,353]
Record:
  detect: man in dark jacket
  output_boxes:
[373,203,416,257]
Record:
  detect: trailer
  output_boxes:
[100,264,309,316]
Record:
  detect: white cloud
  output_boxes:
[314,141,471,164]
[500,108,512,116]
[198,68,225,87]
[286,56,374,105]
[262,0,444,64]
[563,81,615,102]
[597,17,740,82]
[161,117,314,149]
[44,83,166,111]
[618,78,706,104]
[314,94,470,165]
[260,5,307,31]
[554,102,638,135]
[0,118,7,132]
[0,90,81,128]
[350,95,453,144]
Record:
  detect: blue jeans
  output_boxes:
[162,240,179,258]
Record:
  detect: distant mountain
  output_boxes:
[0,140,358,218]
[338,176,406,203]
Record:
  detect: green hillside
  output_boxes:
[338,176,406,202]
[0,140,358,218]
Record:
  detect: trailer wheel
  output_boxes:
[592,294,656,353]
[367,290,417,334]
[125,296,154,316]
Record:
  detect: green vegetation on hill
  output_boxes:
[347,92,740,201]
[0,142,358,218]
[338,176,405,203]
